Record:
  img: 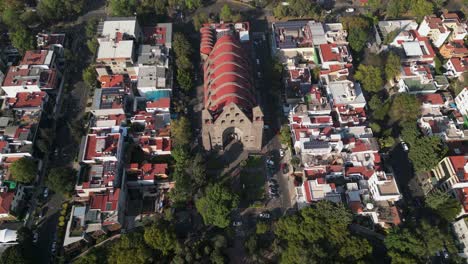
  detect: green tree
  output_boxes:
[400,121,420,145]
[379,136,395,148]
[409,136,447,172]
[109,233,152,264]
[193,12,209,31]
[171,116,192,147]
[108,0,137,17]
[73,248,108,264]
[191,152,207,188]
[425,190,461,222]
[385,52,401,82]
[368,95,382,111]
[388,94,420,123]
[369,122,381,134]
[46,167,76,197]
[256,222,268,234]
[82,66,97,88]
[0,245,31,264]
[354,64,383,93]
[38,0,84,21]
[279,125,292,148]
[177,68,193,92]
[410,0,433,22]
[348,27,368,53]
[170,166,192,204]
[275,201,372,263]
[195,183,239,228]
[273,4,289,19]
[220,4,232,22]
[86,38,99,55]
[385,221,449,263]
[10,158,36,183]
[85,18,98,39]
[434,56,444,75]
[144,221,177,255]
[10,26,34,53]
[173,33,192,59]
[1,6,20,28]
[386,0,406,19]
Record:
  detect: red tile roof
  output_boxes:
[143,26,167,45]
[320,43,340,62]
[100,75,124,88]
[349,201,363,213]
[449,156,468,180]
[85,134,120,160]
[89,189,120,212]
[449,57,468,73]
[303,181,312,203]
[146,97,170,109]
[21,50,49,65]
[0,192,14,214]
[6,92,46,109]
[418,93,444,105]
[346,166,375,179]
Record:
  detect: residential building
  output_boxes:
[430,156,467,192]
[440,40,468,59]
[455,88,468,116]
[318,43,352,70]
[452,218,468,258]
[374,20,418,45]
[418,16,450,48]
[444,57,468,78]
[391,30,436,66]
[91,75,128,117]
[80,127,125,164]
[441,13,467,41]
[398,63,449,94]
[96,17,141,77]
[0,192,15,220]
[367,171,401,201]
[1,50,60,97]
[200,23,264,151]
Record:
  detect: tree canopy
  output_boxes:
[354,64,384,93]
[408,136,447,172]
[108,0,137,17]
[0,245,31,264]
[144,221,177,255]
[82,66,98,88]
[37,0,84,21]
[10,26,35,54]
[46,167,76,197]
[274,201,372,263]
[425,190,461,222]
[388,94,420,124]
[109,233,152,264]
[10,158,36,183]
[385,221,450,263]
[171,117,192,147]
[272,0,319,19]
[195,183,239,228]
[385,52,401,82]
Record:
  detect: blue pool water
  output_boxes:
[145,90,171,101]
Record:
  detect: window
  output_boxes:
[230,120,235,124]
[240,119,244,123]
[221,120,225,124]
[235,113,239,117]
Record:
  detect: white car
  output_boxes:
[43,187,49,198]
[232,221,242,227]
[256,59,260,65]
[266,159,274,166]
[33,232,39,243]
[259,213,270,219]
[51,241,57,253]
[345,8,355,13]
[279,149,285,158]
[401,141,409,152]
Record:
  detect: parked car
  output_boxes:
[51,241,57,253]
[401,141,409,152]
[33,232,38,243]
[259,212,270,219]
[256,59,260,65]
[281,163,289,174]
[266,159,274,166]
[39,206,48,218]
[232,221,242,227]
[279,149,285,158]
[345,8,355,12]
[43,187,49,198]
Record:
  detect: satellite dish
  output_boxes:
[366,203,374,210]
